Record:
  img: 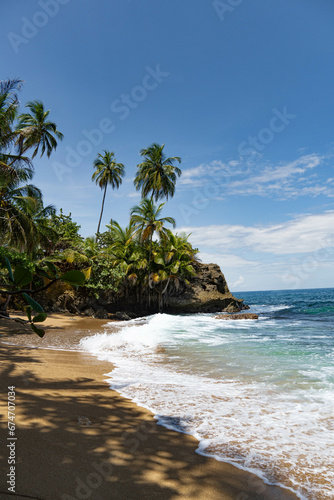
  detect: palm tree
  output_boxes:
[0,166,44,253]
[17,197,57,256]
[130,198,175,305]
[130,198,175,246]
[82,236,100,259]
[0,79,33,175]
[106,220,146,296]
[151,231,197,311]
[0,78,22,152]
[92,150,125,235]
[134,143,181,201]
[16,100,63,158]
[106,219,135,250]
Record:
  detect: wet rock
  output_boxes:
[94,309,109,319]
[82,307,95,317]
[214,313,259,320]
[115,311,131,321]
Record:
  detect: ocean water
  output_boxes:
[77,288,334,499]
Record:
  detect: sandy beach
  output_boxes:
[0,314,300,500]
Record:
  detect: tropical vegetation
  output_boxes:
[0,77,198,335]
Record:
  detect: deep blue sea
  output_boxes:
[80,288,334,500]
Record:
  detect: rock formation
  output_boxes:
[38,262,246,318]
[166,262,246,314]
[214,313,258,320]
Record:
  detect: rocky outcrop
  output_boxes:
[166,262,246,314]
[36,262,246,318]
[215,313,258,320]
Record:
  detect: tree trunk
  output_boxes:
[97,184,107,235]
[147,236,153,307]
[0,295,11,316]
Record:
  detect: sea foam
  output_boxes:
[80,303,334,500]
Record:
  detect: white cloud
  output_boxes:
[127,192,141,198]
[179,153,334,199]
[179,211,334,255]
[199,252,258,268]
[231,275,245,288]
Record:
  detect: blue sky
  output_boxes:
[1,0,334,291]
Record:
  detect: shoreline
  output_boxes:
[0,314,300,500]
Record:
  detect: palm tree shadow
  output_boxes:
[0,346,298,500]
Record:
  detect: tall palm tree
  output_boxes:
[0,78,22,152]
[130,198,175,305]
[16,100,63,158]
[0,79,33,175]
[92,150,125,235]
[134,143,181,201]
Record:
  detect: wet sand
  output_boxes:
[0,314,300,500]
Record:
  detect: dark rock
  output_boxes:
[166,262,245,314]
[115,311,131,321]
[32,261,247,317]
[214,313,259,320]
[94,309,109,319]
[82,307,95,317]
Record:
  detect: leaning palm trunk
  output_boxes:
[157,278,170,312]
[0,295,11,316]
[97,184,107,234]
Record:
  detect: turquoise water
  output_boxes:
[81,288,334,500]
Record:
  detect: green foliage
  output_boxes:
[13,265,33,287]
[134,143,181,201]
[0,79,63,256]
[0,256,86,336]
[61,270,86,286]
[96,230,113,248]
[22,293,44,313]
[92,150,125,234]
[84,256,126,296]
[0,247,35,273]
[16,100,64,159]
[48,209,83,250]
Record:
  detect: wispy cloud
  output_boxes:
[179,153,334,199]
[231,275,246,289]
[179,211,334,255]
[199,252,258,268]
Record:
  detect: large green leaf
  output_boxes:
[4,257,14,283]
[170,262,180,274]
[154,256,165,266]
[32,312,47,323]
[35,266,53,279]
[30,323,45,338]
[13,265,33,287]
[44,261,58,278]
[22,293,44,313]
[60,270,85,286]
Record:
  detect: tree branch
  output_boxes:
[0,278,57,296]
